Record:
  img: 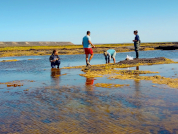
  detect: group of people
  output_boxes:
[49,30,140,68]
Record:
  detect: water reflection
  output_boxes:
[85,78,94,86]
[85,78,95,91]
[51,68,61,78]
[134,66,142,108]
[51,68,61,86]
[84,77,101,133]
[136,66,139,71]
[131,66,145,122]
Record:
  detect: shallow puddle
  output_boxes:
[1,50,178,133]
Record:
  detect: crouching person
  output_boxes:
[49,50,60,68]
[104,49,116,64]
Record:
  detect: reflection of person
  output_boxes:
[85,78,95,91]
[49,50,60,68]
[85,78,94,86]
[136,66,139,71]
[82,31,96,67]
[51,68,61,86]
[133,30,140,58]
[103,49,116,64]
[134,66,141,108]
[51,68,61,78]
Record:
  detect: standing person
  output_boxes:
[49,50,60,68]
[133,30,140,58]
[82,31,95,67]
[103,49,116,64]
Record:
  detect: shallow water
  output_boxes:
[0,50,178,133]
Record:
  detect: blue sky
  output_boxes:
[0,0,178,44]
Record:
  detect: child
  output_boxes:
[133,30,140,58]
[49,50,60,68]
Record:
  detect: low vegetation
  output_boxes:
[0,42,177,57]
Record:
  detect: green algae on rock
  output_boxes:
[1,59,19,62]
[63,57,178,70]
[109,75,178,89]
[78,58,178,89]
[80,69,159,78]
[95,83,130,88]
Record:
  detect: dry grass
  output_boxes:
[0,45,82,51]
[0,43,173,51]
[0,43,176,58]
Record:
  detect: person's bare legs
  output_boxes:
[86,54,89,65]
[89,54,94,63]
[113,58,116,64]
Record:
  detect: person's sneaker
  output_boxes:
[86,61,91,67]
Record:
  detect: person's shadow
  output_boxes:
[51,68,61,86]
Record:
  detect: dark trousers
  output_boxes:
[51,60,60,68]
[134,41,140,58]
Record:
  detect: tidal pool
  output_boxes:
[0,50,178,133]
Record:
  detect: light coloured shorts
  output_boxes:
[112,51,116,58]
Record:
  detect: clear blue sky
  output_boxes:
[0,0,178,44]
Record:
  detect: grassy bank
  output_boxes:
[0,42,177,57]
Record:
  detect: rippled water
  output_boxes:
[0,50,178,133]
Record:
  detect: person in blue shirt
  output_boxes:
[82,31,95,67]
[133,30,140,58]
[103,49,116,64]
[49,50,60,68]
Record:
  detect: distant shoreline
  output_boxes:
[0,42,74,47]
[0,41,177,47]
[0,42,178,58]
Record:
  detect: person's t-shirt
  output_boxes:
[107,49,116,56]
[83,35,91,48]
[135,35,140,42]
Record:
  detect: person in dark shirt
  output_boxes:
[49,50,60,68]
[133,30,140,58]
